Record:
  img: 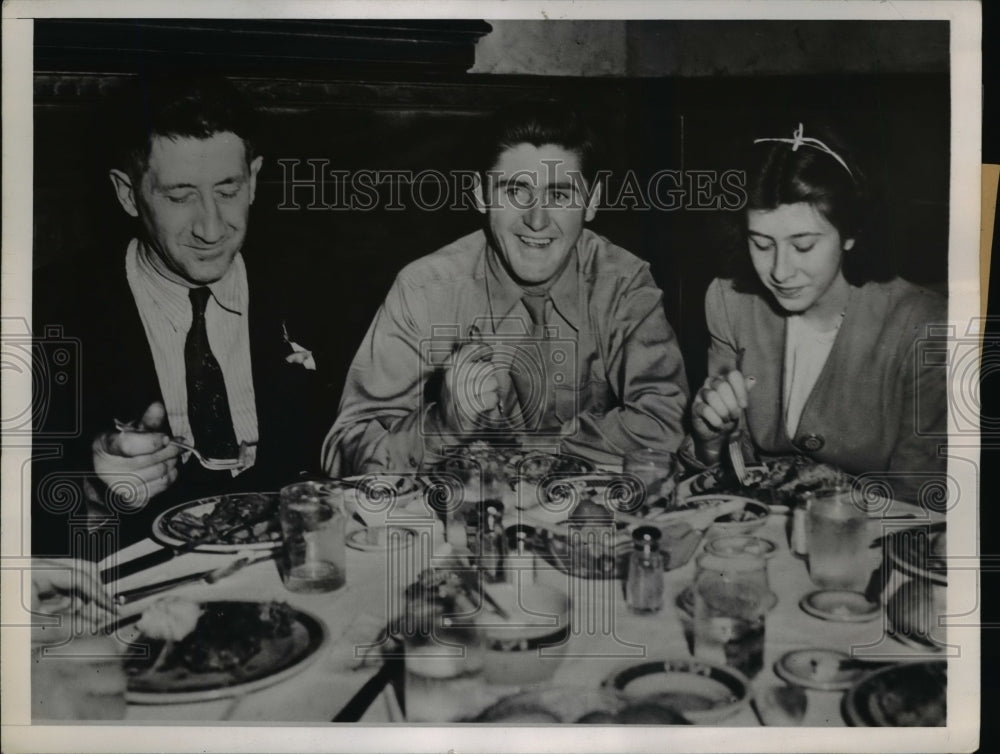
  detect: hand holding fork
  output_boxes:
[691,346,758,475]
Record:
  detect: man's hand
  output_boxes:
[435,341,507,436]
[30,558,127,720]
[30,558,116,644]
[91,401,182,508]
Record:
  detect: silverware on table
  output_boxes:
[113,553,273,605]
[100,510,277,584]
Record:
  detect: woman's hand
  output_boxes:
[691,370,756,464]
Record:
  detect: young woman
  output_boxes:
[690,123,947,502]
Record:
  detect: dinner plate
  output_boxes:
[681,455,848,508]
[604,658,751,723]
[341,473,428,514]
[655,494,767,532]
[842,660,947,726]
[885,521,947,585]
[151,492,282,552]
[124,600,328,705]
[800,590,881,623]
[429,444,594,507]
[469,686,684,724]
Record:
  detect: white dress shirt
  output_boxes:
[125,239,258,470]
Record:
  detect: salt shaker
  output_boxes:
[626,526,665,614]
[791,493,811,558]
[470,501,506,582]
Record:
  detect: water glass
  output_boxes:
[623,448,678,509]
[400,599,484,721]
[692,551,776,678]
[279,480,347,593]
[806,485,869,590]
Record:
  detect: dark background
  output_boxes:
[32,19,950,399]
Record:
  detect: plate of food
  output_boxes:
[645,493,769,534]
[429,442,593,506]
[468,686,688,724]
[340,473,435,534]
[842,660,946,726]
[682,455,848,509]
[151,492,282,552]
[123,598,328,704]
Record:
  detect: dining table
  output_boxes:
[101,466,947,727]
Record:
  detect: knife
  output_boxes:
[100,512,277,584]
[112,553,270,606]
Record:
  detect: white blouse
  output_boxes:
[782,313,842,437]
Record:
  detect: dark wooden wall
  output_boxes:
[32,20,950,396]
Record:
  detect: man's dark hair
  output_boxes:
[110,74,259,181]
[478,102,602,189]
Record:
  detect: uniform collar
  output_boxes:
[483,237,581,331]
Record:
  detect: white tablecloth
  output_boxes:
[104,487,946,725]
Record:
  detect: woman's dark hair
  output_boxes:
[478,102,602,190]
[109,74,259,181]
[727,122,894,289]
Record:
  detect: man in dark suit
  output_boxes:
[32,76,329,559]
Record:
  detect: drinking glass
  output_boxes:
[692,551,776,678]
[279,480,347,593]
[806,485,869,590]
[400,595,484,721]
[623,448,678,509]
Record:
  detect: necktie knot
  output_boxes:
[522,294,547,330]
[190,286,212,319]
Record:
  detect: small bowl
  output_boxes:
[705,535,778,559]
[706,501,770,538]
[478,583,570,686]
[604,658,751,724]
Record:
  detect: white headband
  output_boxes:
[753,122,854,179]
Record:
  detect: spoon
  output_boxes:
[753,685,808,726]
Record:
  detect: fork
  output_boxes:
[114,420,245,471]
[727,347,752,486]
[167,438,243,471]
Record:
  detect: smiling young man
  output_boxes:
[32,76,329,557]
[323,105,689,474]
